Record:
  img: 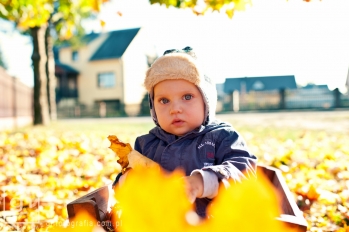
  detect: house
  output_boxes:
[223,75,297,94]
[55,27,151,116]
[215,83,225,112]
[286,84,334,108]
[300,84,329,91]
[222,75,297,111]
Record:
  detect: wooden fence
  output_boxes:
[0,68,33,130]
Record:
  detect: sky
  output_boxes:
[0,0,349,92]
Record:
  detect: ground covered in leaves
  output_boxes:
[0,111,348,231]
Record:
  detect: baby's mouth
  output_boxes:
[172,119,184,125]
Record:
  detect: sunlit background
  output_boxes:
[1,0,349,92]
[1,1,349,231]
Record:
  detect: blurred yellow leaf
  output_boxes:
[92,0,101,11]
[204,170,289,231]
[113,166,292,232]
[115,166,194,232]
[226,9,235,19]
[100,19,106,27]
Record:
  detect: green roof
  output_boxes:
[90,28,140,61]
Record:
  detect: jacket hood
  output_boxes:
[149,120,231,143]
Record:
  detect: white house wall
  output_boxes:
[78,59,123,105]
[58,33,122,106]
[122,28,150,116]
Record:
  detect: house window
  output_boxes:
[72,51,78,61]
[98,72,115,88]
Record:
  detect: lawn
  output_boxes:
[1,111,348,231]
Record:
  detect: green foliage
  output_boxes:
[0,0,105,40]
[138,93,151,116]
[0,49,7,69]
[149,0,252,18]
[149,0,197,8]
[53,25,88,50]
[0,0,52,27]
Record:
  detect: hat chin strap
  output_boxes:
[149,92,160,127]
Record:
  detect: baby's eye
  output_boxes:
[159,98,169,104]
[183,94,193,100]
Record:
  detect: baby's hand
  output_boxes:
[183,173,204,203]
[112,170,131,190]
[118,172,128,186]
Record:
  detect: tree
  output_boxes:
[148,0,253,18]
[148,0,318,18]
[0,0,108,125]
[138,93,151,116]
[0,48,7,70]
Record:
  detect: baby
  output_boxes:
[121,47,257,217]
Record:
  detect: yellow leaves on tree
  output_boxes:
[113,166,292,232]
[100,19,106,28]
[2,0,52,29]
[149,0,253,19]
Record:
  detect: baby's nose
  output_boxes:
[170,101,183,114]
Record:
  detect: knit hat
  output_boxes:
[144,47,217,126]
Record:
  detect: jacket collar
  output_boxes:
[149,119,228,143]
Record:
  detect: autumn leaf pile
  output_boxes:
[0,128,121,231]
[0,118,348,232]
[244,127,349,232]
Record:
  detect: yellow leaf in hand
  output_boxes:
[108,135,132,170]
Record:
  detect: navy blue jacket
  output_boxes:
[134,120,257,217]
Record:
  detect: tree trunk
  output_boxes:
[45,25,57,121]
[31,25,50,125]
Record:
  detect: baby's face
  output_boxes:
[153,79,205,136]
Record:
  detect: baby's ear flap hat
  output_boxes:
[144,47,217,126]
